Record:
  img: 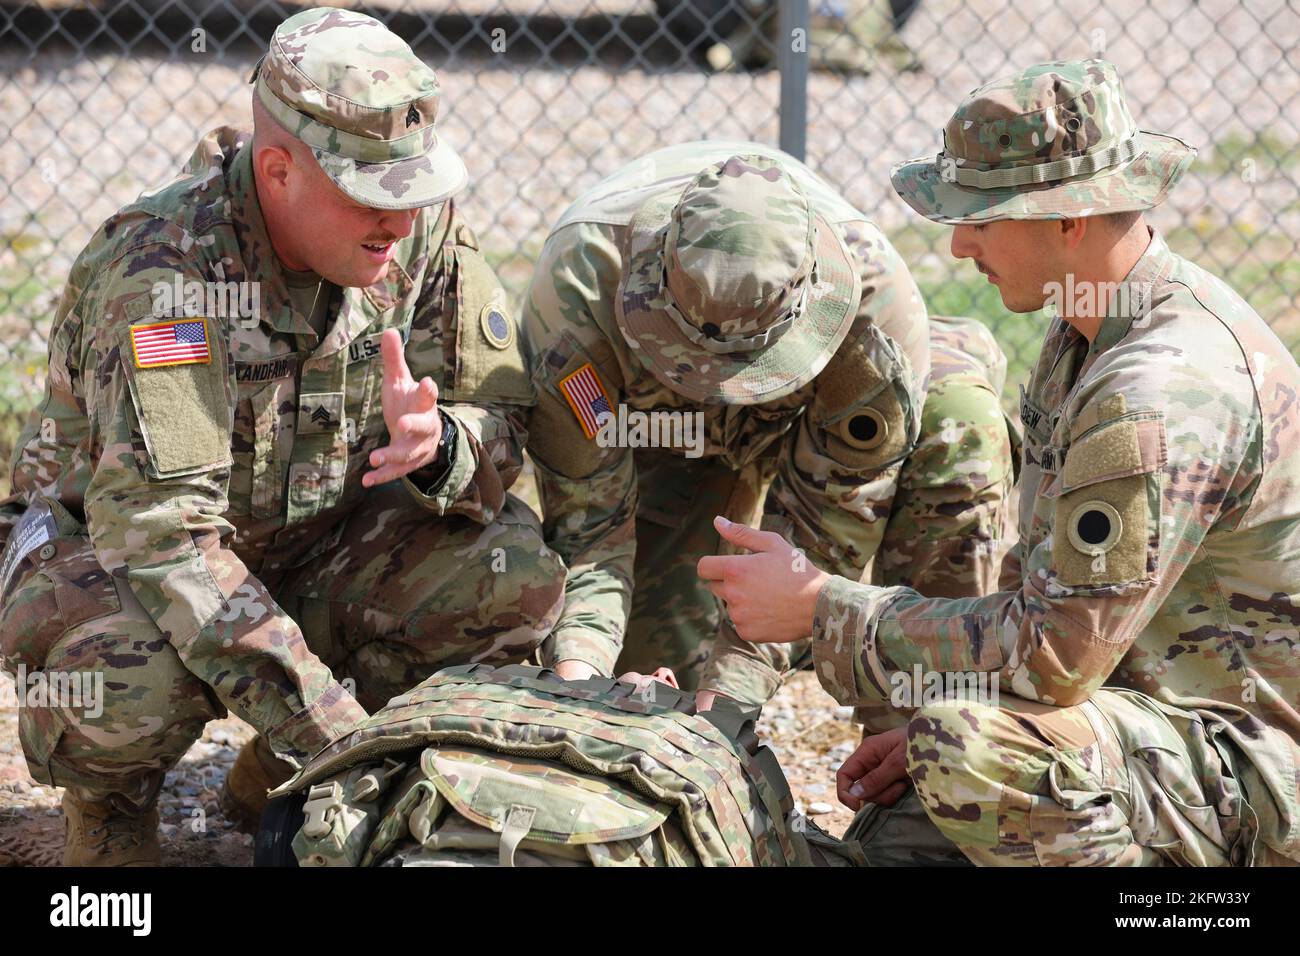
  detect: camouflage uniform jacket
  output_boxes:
[523,140,935,675]
[811,230,1300,858]
[0,127,534,759]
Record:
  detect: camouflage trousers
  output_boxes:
[0,485,565,808]
[617,450,774,690]
[845,688,1297,866]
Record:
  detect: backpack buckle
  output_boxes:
[301,780,343,839]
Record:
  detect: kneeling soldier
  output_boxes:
[0,9,565,865]
[521,141,1016,706]
[702,60,1300,866]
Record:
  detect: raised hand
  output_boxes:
[362,328,443,488]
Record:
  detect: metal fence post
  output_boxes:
[777,0,809,160]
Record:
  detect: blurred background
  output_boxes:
[1,0,1298,486]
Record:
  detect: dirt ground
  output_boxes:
[1,0,1296,867]
[0,668,859,867]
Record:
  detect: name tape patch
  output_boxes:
[236,356,298,383]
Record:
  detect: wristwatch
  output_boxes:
[419,409,458,493]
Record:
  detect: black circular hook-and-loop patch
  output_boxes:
[1067,499,1123,555]
[838,407,888,450]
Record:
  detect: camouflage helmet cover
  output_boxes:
[252,7,467,210]
[891,59,1196,223]
[616,154,861,405]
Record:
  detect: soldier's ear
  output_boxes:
[1058,215,1089,251]
[252,144,295,194]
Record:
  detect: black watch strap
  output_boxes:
[421,409,457,492]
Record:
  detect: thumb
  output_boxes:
[713,515,779,553]
[417,376,439,409]
[380,328,412,385]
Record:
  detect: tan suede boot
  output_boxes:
[219,735,296,834]
[63,792,161,867]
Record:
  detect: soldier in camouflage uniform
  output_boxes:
[701,60,1300,866]
[520,141,1016,705]
[0,8,564,865]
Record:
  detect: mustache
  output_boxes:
[361,236,399,245]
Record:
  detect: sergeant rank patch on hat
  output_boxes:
[558,363,613,439]
[131,318,212,368]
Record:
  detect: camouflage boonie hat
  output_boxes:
[891,59,1196,223]
[617,155,861,405]
[251,7,467,210]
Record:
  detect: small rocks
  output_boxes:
[807,802,834,815]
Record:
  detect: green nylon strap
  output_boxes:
[946,134,1139,189]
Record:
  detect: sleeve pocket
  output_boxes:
[1051,414,1166,588]
[528,331,622,480]
[811,323,917,473]
[444,245,534,405]
[120,315,232,479]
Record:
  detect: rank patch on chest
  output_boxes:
[558,363,613,440]
[131,318,211,368]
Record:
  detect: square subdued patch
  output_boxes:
[123,319,231,478]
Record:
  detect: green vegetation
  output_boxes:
[1196,129,1300,177]
[888,216,1300,407]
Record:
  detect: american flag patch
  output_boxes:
[558,362,613,439]
[131,318,211,369]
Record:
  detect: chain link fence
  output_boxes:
[2,0,1298,473]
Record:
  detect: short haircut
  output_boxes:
[1094,209,1144,234]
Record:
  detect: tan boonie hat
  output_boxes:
[891,59,1196,223]
[251,7,467,210]
[616,154,861,405]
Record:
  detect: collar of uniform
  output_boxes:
[1088,226,1176,357]
[320,265,415,359]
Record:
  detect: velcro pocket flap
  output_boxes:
[121,313,232,479]
[529,330,623,477]
[446,245,534,405]
[1060,414,1166,494]
[421,746,668,846]
[1051,413,1166,588]
[811,324,915,469]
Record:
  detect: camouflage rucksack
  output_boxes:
[257,664,860,867]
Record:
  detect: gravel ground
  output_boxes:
[0,0,1297,864]
[0,668,858,866]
